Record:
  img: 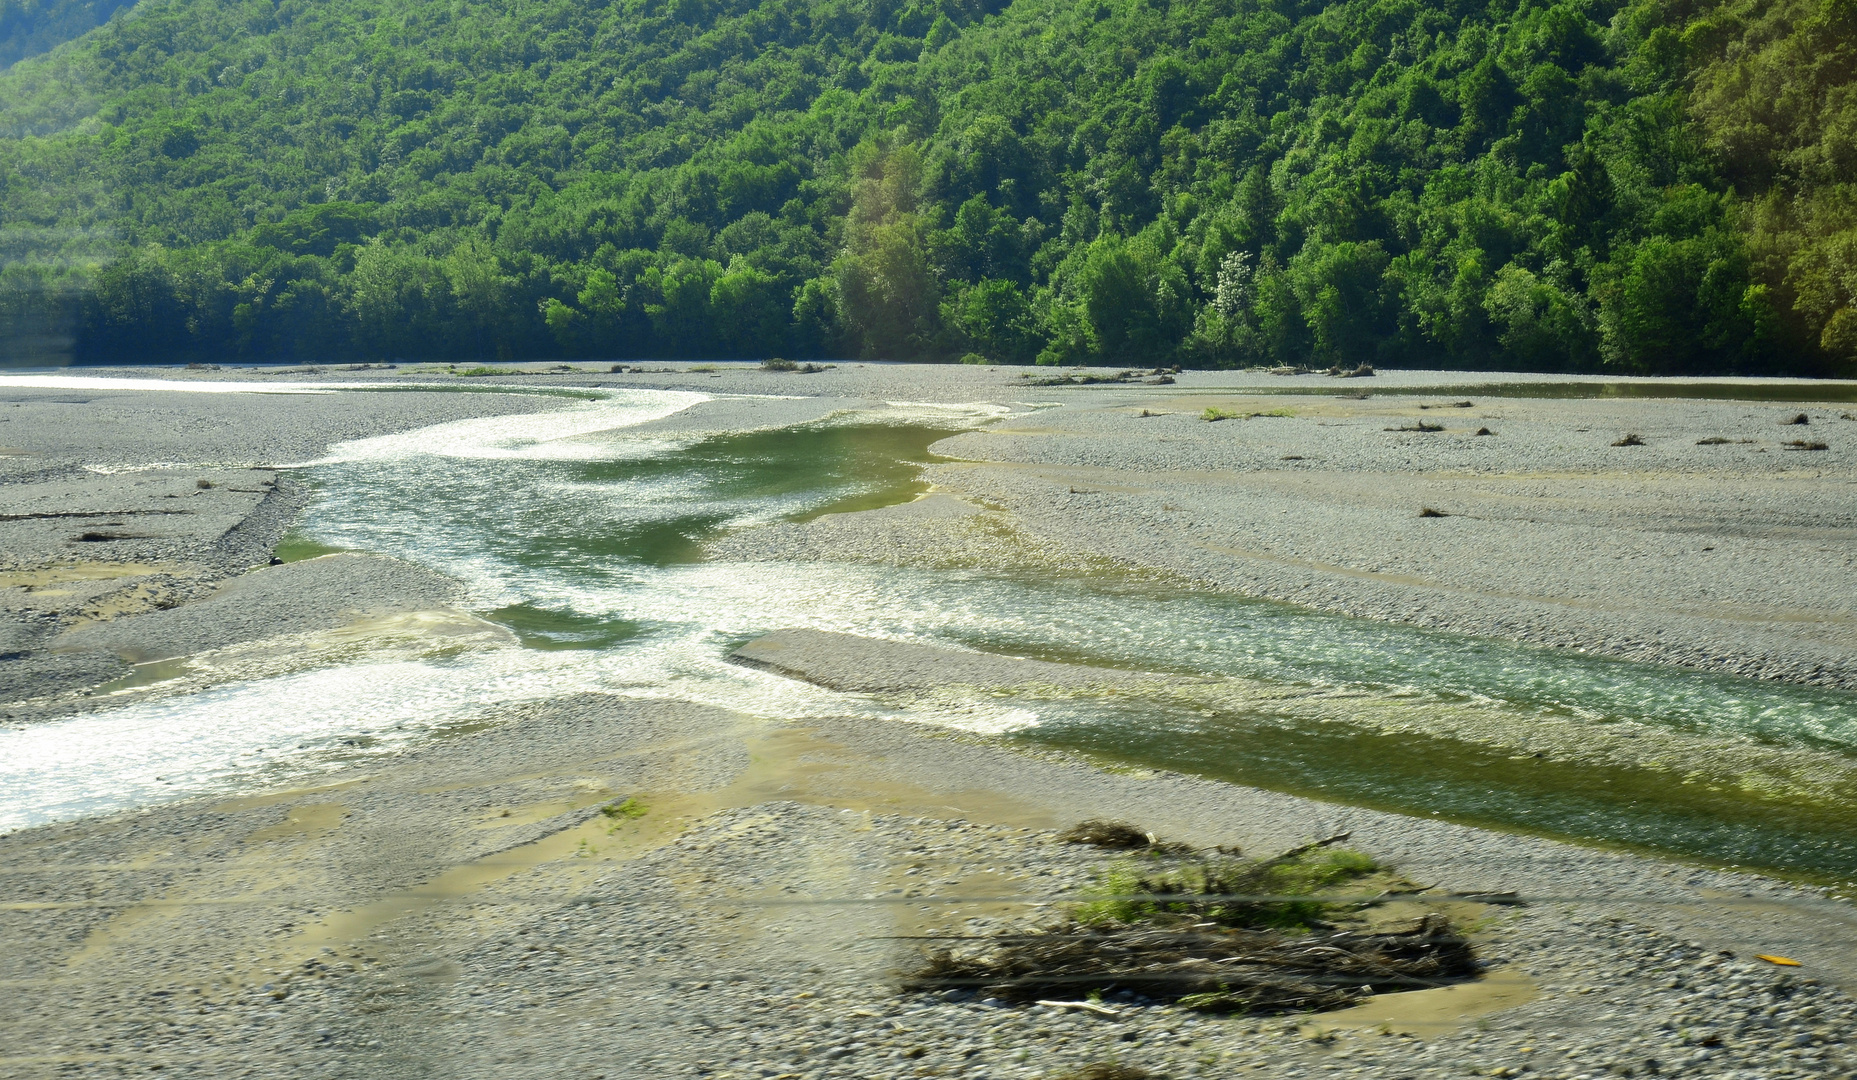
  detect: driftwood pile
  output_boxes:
[905,821,1480,1014]
[904,913,1475,1013]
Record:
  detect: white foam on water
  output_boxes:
[319,389,709,462]
[0,608,1040,831]
[0,654,522,831]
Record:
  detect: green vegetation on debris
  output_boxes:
[0,0,1852,374]
[1074,847,1380,931]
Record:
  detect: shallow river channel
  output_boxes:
[8,385,1857,885]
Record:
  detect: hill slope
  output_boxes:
[0,0,1850,373]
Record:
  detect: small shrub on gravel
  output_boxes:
[1202,407,1236,422]
[1612,433,1646,446]
[761,358,798,371]
[1474,427,1493,436]
[1696,436,1732,444]
[1782,440,1829,451]
[1418,507,1448,517]
[1386,420,1443,432]
[1784,413,1810,425]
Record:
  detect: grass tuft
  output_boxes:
[1418,507,1448,517]
[1071,848,1380,932]
[600,798,648,820]
[1612,433,1646,446]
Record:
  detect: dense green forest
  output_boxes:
[0,0,1851,372]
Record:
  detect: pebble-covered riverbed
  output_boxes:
[73,805,1846,1080]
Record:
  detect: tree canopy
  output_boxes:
[0,0,1851,373]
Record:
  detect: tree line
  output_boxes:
[0,0,1850,374]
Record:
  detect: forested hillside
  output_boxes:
[0,0,1851,372]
